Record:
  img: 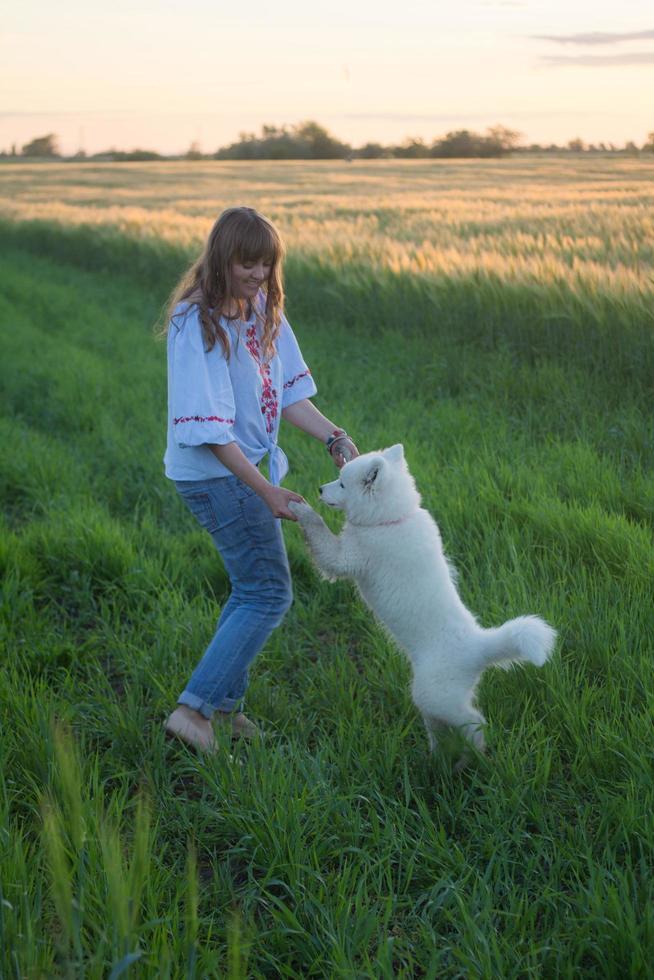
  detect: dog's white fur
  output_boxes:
[289,444,556,761]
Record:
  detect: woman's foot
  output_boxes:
[163,705,217,753]
[213,711,260,740]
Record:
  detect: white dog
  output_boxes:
[289,445,556,762]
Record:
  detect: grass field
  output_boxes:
[1,158,653,977]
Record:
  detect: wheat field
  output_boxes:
[2,157,653,293]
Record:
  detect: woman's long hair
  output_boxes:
[163,206,285,359]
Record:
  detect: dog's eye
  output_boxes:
[339,482,344,489]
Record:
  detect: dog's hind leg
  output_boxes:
[452,708,486,772]
[421,714,444,754]
[460,709,486,752]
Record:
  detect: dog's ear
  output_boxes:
[383,444,404,464]
[363,459,382,489]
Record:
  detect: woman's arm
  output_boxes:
[281,398,336,441]
[282,399,358,465]
[208,442,304,520]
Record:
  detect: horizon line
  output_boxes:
[2,113,652,157]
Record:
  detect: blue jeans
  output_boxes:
[174,475,293,718]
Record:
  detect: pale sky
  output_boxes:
[1,0,653,155]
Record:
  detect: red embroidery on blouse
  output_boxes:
[245,325,278,434]
[174,415,234,425]
[283,369,311,390]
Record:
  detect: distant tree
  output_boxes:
[432,130,476,157]
[294,121,350,158]
[393,137,429,159]
[357,142,385,159]
[215,133,259,159]
[567,138,585,152]
[642,132,654,153]
[431,129,497,158]
[485,125,522,153]
[88,149,120,161]
[121,149,163,161]
[624,141,639,155]
[264,127,310,160]
[216,125,305,160]
[185,141,203,160]
[88,148,163,161]
[429,126,521,159]
[22,133,60,157]
[214,121,350,160]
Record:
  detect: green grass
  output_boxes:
[1,211,653,977]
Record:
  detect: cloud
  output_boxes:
[533,29,654,45]
[542,52,654,67]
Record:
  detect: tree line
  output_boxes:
[6,122,654,162]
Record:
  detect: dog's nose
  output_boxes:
[318,486,323,495]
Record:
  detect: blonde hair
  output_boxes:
[164,206,285,359]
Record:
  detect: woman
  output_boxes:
[162,206,358,753]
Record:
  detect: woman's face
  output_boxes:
[231,256,272,300]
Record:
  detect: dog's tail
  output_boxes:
[480,615,557,670]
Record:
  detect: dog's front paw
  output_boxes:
[288,500,318,523]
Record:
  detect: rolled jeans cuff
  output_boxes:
[177,690,244,719]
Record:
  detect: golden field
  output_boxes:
[1,157,653,298]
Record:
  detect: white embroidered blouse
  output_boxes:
[164,298,317,484]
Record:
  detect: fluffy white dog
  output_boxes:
[289,445,556,762]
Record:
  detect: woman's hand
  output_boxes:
[209,443,305,520]
[330,437,359,469]
[261,485,306,520]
